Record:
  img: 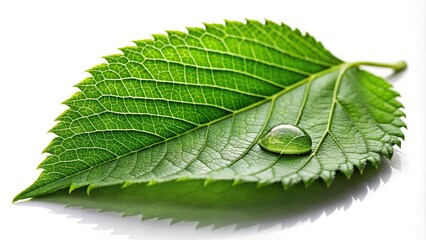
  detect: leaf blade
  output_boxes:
[15,20,404,201]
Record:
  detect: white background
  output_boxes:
[1,0,425,239]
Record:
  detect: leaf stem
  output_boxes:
[352,61,407,73]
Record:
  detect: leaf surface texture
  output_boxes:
[15,20,404,201]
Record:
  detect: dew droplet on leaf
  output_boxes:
[259,124,312,154]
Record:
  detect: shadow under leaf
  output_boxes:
[23,156,398,232]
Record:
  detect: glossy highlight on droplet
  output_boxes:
[259,124,312,154]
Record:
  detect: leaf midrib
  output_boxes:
[23,63,348,198]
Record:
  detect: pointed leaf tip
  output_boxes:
[12,193,24,203]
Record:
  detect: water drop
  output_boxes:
[259,124,312,154]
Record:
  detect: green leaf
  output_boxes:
[14,20,405,201]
